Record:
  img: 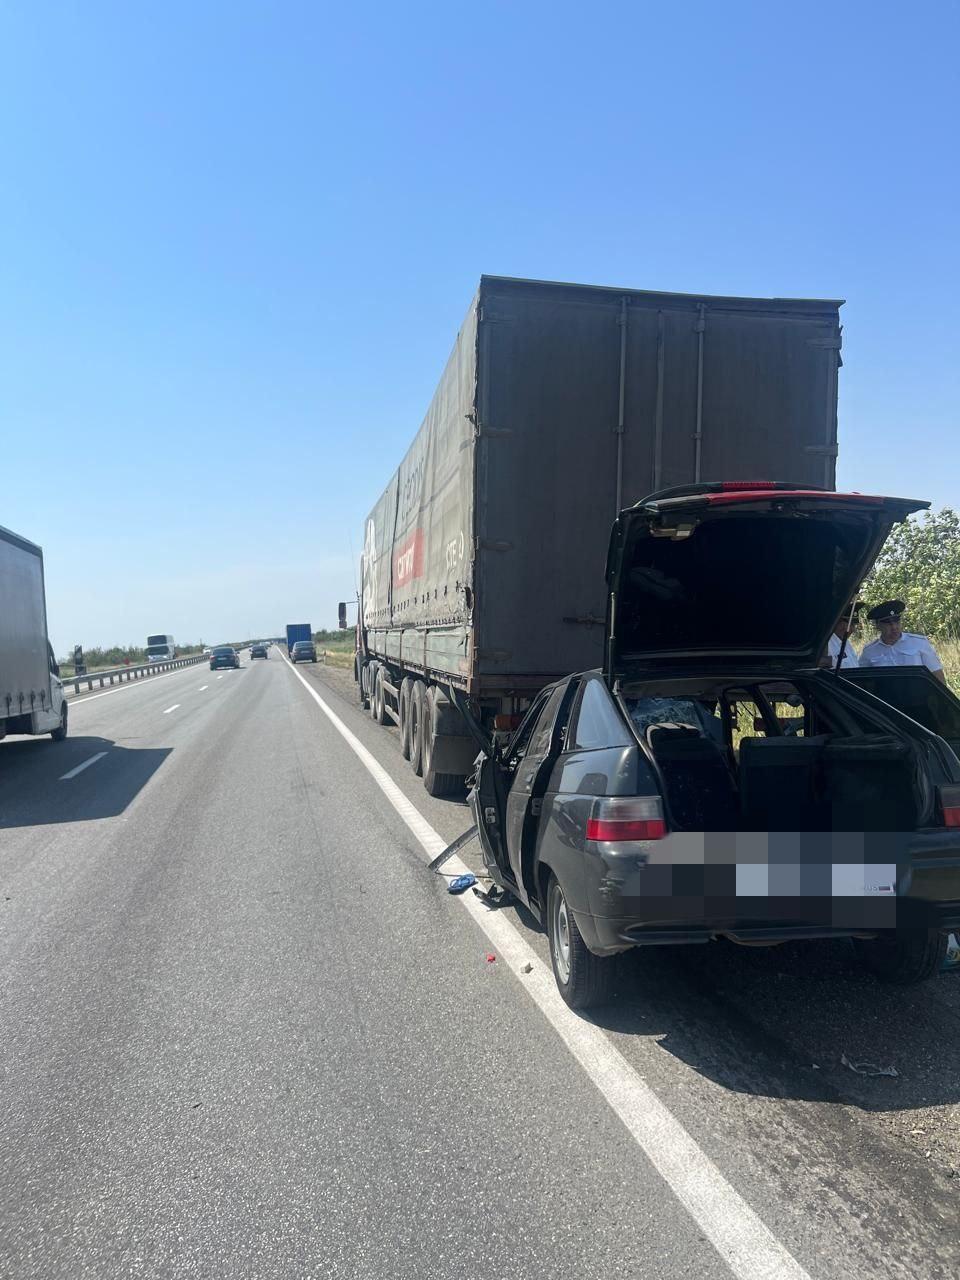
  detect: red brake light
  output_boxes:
[705,488,887,507]
[586,796,666,842]
[939,785,960,828]
[720,480,777,490]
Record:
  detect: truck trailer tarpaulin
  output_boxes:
[355,275,843,793]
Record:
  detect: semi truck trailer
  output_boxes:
[350,274,844,796]
[0,524,67,746]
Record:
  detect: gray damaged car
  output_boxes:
[469,483,960,1008]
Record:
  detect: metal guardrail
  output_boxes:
[63,654,207,696]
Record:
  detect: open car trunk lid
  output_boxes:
[604,483,927,682]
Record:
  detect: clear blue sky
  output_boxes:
[1,1,957,653]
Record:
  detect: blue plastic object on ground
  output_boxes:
[448,873,477,895]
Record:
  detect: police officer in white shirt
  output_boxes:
[820,601,861,670]
[860,599,946,684]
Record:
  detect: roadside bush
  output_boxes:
[861,508,960,638]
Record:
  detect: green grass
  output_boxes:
[939,637,960,695]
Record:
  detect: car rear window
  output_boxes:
[213,646,234,654]
[622,694,724,744]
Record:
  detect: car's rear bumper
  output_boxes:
[571,829,960,954]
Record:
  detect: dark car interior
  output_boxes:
[619,678,927,835]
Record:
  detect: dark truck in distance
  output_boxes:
[350,275,844,796]
[468,483,960,1008]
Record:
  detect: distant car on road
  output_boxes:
[210,646,240,670]
[290,640,318,664]
[250,643,268,659]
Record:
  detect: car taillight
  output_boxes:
[586,795,666,842]
[939,784,960,828]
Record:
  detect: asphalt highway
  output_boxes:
[2,652,958,1278]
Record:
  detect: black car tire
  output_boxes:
[852,929,948,985]
[51,703,68,742]
[410,681,425,777]
[399,679,413,760]
[546,874,615,1010]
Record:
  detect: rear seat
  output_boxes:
[738,736,830,832]
[822,735,917,831]
[647,725,740,831]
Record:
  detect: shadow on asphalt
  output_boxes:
[486,893,960,1114]
[307,661,960,1120]
[584,937,960,1114]
[0,735,171,828]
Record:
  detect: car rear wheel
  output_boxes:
[546,874,615,1010]
[852,928,948,984]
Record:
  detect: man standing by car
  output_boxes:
[821,601,862,670]
[860,600,946,684]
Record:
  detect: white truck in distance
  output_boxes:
[0,525,67,745]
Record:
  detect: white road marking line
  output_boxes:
[59,751,108,781]
[162,704,180,714]
[217,675,224,680]
[280,653,811,1280]
[198,685,209,691]
[67,664,206,706]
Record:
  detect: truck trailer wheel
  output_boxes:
[372,668,390,726]
[409,681,425,776]
[399,679,414,760]
[50,704,68,742]
[546,874,615,1010]
[366,663,380,718]
[852,929,948,985]
[356,658,370,710]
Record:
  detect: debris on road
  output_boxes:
[447,873,477,895]
[521,962,533,974]
[428,826,479,872]
[942,933,960,971]
[841,1052,898,1078]
[486,953,496,964]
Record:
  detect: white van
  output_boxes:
[0,526,67,744]
[146,634,176,662]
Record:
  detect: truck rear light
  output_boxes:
[939,785,960,828]
[586,796,666,842]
